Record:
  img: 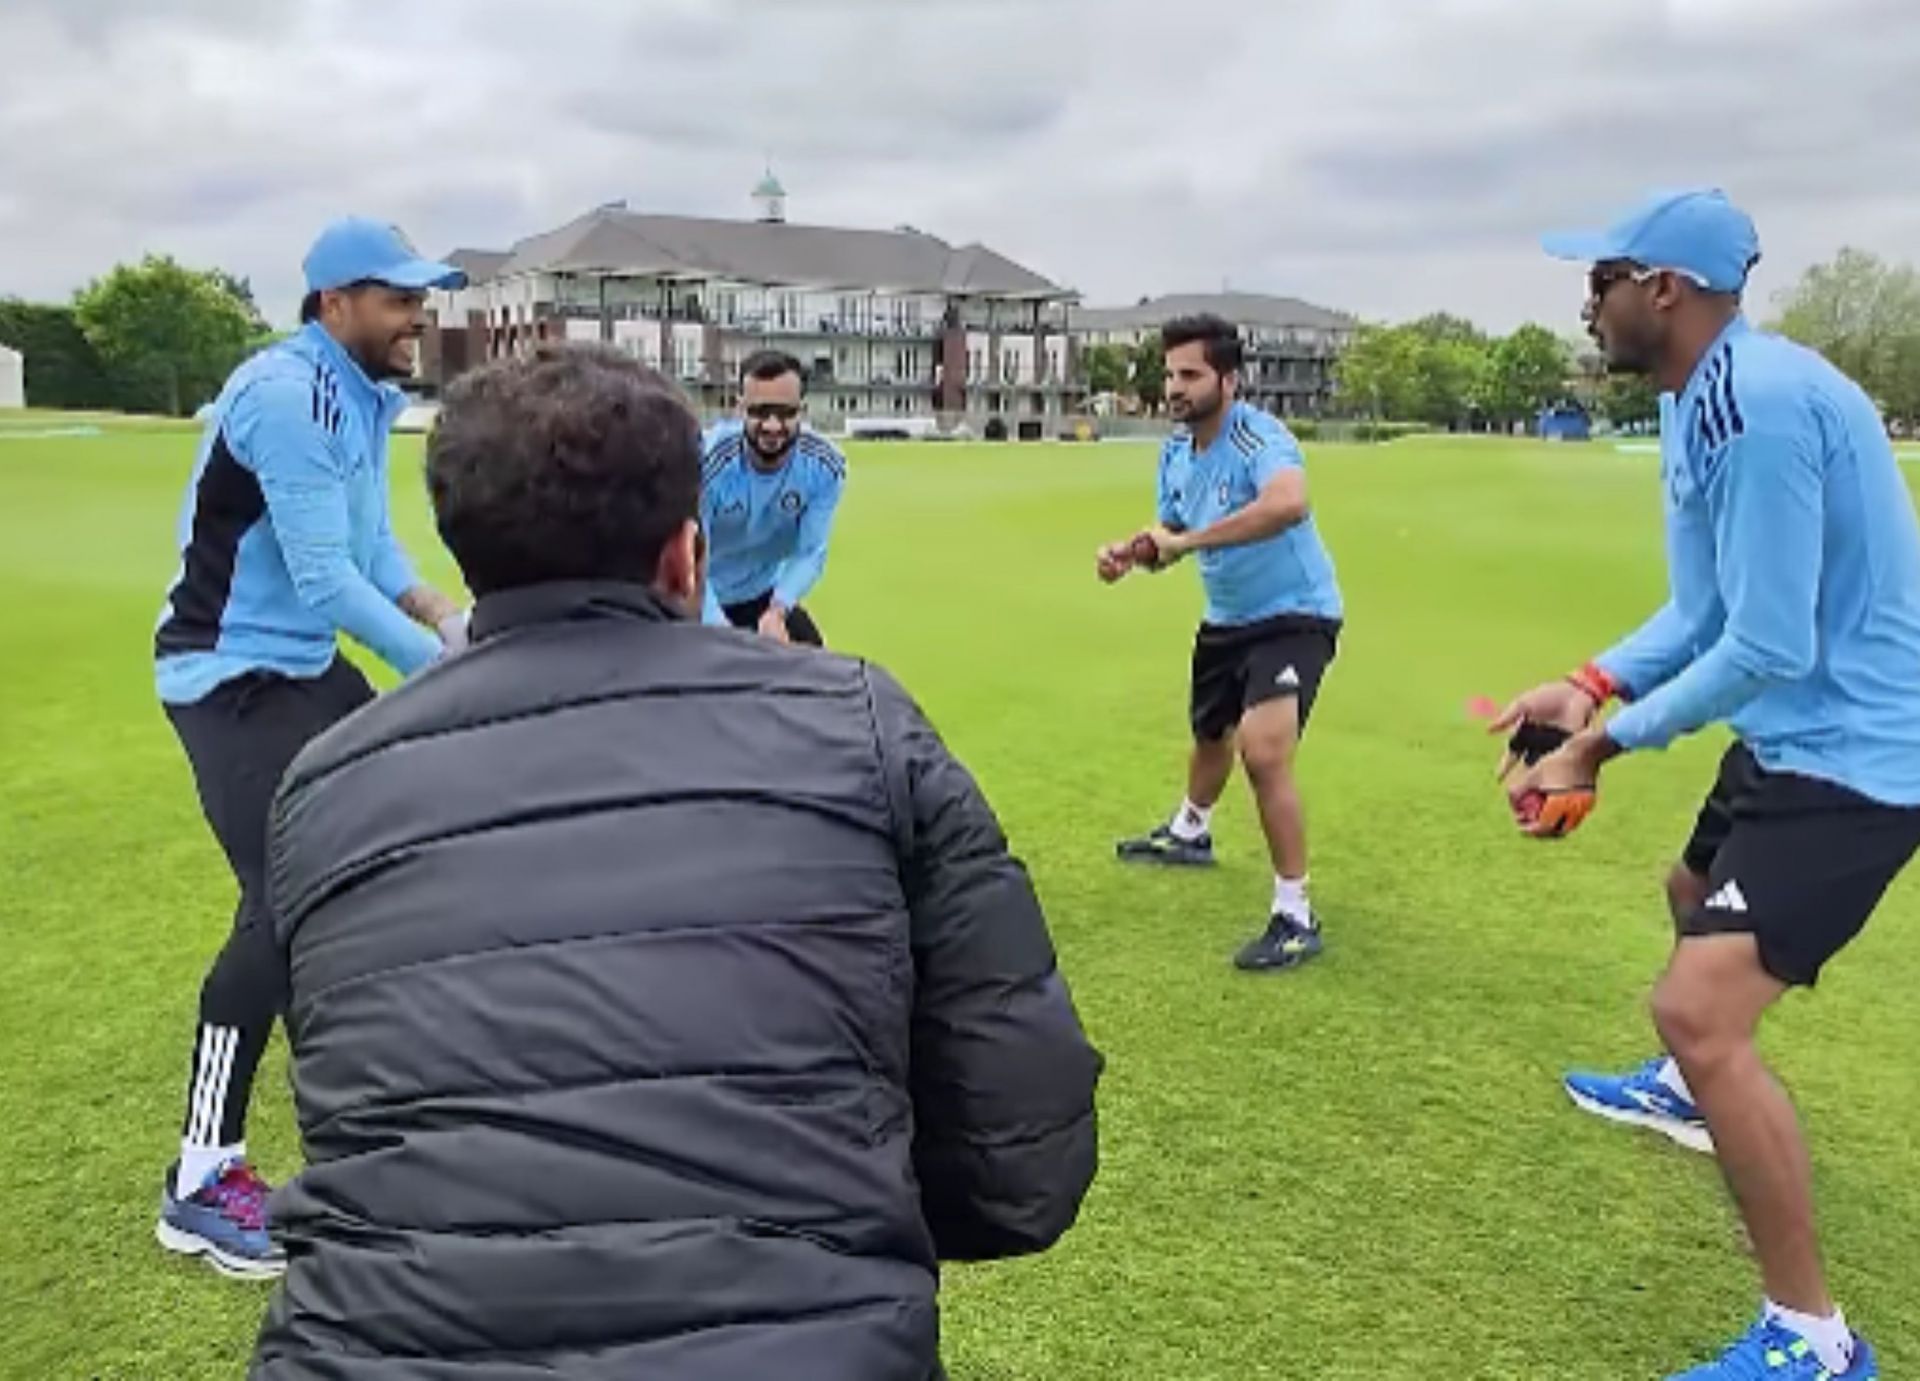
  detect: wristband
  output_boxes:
[1565,660,1621,706]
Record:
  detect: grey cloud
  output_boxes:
[0,0,1915,331]
[2,0,290,50]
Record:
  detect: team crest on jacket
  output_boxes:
[1217,480,1231,506]
[781,491,804,514]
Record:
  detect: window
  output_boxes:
[1001,352,1019,384]
[716,291,738,325]
[775,293,800,330]
[968,349,982,383]
[895,348,915,379]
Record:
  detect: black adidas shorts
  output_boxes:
[1679,741,1920,987]
[1189,614,1339,743]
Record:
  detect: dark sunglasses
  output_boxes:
[1588,262,1711,302]
[1587,263,1647,302]
[745,402,801,421]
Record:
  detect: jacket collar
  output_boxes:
[1678,313,1750,403]
[467,580,693,643]
[298,322,408,427]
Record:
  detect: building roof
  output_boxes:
[470,206,1070,299]
[445,248,513,284]
[1073,291,1354,333]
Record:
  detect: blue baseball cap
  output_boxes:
[1541,187,1760,293]
[302,216,466,293]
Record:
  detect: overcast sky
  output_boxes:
[2,0,1915,332]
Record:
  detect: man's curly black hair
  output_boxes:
[426,343,702,597]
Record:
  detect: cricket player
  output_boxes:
[152,217,467,1277]
[700,350,846,646]
[1498,186,1918,1380]
[1100,313,1344,973]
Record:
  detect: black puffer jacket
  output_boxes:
[249,583,1102,1381]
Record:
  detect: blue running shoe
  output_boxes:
[1668,1316,1877,1379]
[1564,1054,1714,1154]
[155,1158,285,1279]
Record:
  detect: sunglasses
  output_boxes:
[1587,263,1711,302]
[745,402,801,421]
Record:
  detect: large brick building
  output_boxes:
[1072,292,1355,417]
[420,176,1084,428]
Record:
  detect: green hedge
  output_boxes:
[0,299,116,410]
[1283,419,1427,444]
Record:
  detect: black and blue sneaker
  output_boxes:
[155,1158,285,1280]
[1115,824,1215,867]
[1233,912,1323,972]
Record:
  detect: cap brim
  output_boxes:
[368,258,468,291]
[1540,229,1618,265]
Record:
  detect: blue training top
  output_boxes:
[1600,316,1920,805]
[154,322,440,705]
[698,420,847,623]
[1156,401,1343,627]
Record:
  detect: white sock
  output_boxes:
[1765,1299,1853,1373]
[1273,875,1313,926]
[177,1141,244,1198]
[1656,1057,1694,1103]
[1168,798,1213,842]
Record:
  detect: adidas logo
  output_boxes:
[1703,879,1749,913]
[1275,665,1300,688]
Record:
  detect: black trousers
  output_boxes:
[165,658,374,1148]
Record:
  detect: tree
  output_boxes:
[1772,247,1920,423]
[0,299,116,409]
[1331,324,1436,421]
[1405,312,1489,348]
[1480,324,1570,428]
[1882,328,1920,425]
[1415,337,1491,429]
[1330,321,1494,427]
[1082,342,1132,396]
[1131,336,1165,411]
[1597,372,1661,429]
[73,255,258,415]
[211,269,273,340]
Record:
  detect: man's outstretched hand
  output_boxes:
[1096,531,1168,583]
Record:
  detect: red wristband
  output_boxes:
[1566,661,1621,705]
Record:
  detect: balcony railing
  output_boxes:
[549,304,711,326]
[738,316,940,340]
[807,372,938,390]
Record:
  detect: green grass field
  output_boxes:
[3,416,1918,1379]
